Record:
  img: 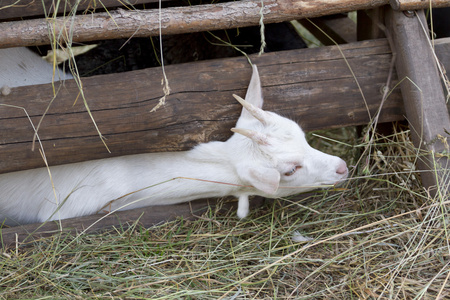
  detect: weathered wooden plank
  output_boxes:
[0,197,268,248]
[0,0,390,49]
[0,39,406,174]
[0,0,164,20]
[385,9,450,195]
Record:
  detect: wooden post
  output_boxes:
[385,8,450,195]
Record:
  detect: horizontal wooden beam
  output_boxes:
[2,0,449,49]
[390,0,450,10]
[0,0,164,20]
[0,0,389,48]
[0,38,408,174]
[0,196,267,248]
[4,0,449,25]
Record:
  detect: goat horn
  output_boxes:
[231,128,270,145]
[232,94,269,125]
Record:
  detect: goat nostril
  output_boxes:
[336,161,348,175]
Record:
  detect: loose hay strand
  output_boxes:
[258,0,266,56]
[150,0,171,112]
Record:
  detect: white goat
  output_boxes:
[0,47,72,90]
[0,63,348,225]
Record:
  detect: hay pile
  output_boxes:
[1,125,448,299]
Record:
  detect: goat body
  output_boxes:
[0,64,348,225]
[0,47,72,89]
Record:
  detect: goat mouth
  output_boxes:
[333,178,348,186]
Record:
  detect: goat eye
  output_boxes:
[284,166,301,176]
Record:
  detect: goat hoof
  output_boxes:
[237,208,249,219]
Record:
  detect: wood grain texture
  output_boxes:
[0,0,390,48]
[0,39,408,174]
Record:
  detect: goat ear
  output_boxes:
[240,165,280,195]
[240,65,264,120]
